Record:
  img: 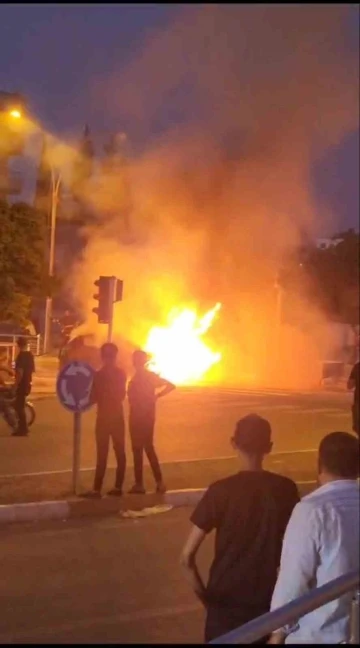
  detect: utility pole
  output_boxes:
[43,166,61,354]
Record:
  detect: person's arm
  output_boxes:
[268,502,319,643]
[156,376,176,399]
[89,373,98,405]
[180,485,220,607]
[14,357,24,389]
[180,524,207,605]
[347,366,356,390]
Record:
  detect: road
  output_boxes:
[0,508,207,644]
[0,386,352,478]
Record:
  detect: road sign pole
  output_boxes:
[72,411,82,495]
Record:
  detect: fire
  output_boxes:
[145,303,222,385]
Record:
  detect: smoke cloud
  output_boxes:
[69,4,358,386]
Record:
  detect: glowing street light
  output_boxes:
[9,109,22,119]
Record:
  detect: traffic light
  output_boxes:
[92,276,124,324]
[93,276,113,324]
[114,278,123,303]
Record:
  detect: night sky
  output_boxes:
[0,3,358,232]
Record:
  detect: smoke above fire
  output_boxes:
[68,4,358,386]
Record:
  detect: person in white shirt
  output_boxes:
[269,431,359,645]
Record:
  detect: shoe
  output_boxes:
[107,488,123,497]
[156,482,167,494]
[11,431,28,437]
[81,490,102,499]
[128,484,146,495]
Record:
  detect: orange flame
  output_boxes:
[146,303,222,385]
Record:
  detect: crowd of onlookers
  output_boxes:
[1,334,359,644]
[84,341,359,644]
[180,420,359,644]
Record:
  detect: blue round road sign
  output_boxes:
[56,361,95,413]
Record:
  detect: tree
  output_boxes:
[0,200,47,325]
[70,124,94,201]
[279,230,359,326]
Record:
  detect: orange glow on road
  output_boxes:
[145,303,222,385]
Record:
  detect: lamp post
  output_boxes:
[43,166,61,354]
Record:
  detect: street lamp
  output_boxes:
[43,164,61,354]
[9,109,22,119]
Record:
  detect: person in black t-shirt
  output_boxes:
[13,337,35,437]
[127,350,175,494]
[180,413,300,643]
[347,361,359,437]
[82,342,127,499]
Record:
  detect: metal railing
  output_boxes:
[0,334,41,362]
[209,570,359,644]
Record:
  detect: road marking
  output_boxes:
[0,601,202,642]
[0,449,318,480]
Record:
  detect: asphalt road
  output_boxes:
[0,508,207,644]
[0,386,352,478]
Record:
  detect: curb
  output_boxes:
[0,500,69,524]
[0,483,318,527]
[0,489,206,526]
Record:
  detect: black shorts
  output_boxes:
[352,403,359,436]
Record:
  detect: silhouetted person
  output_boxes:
[127,350,175,494]
[83,343,126,499]
[347,360,359,437]
[181,414,300,643]
[13,337,35,437]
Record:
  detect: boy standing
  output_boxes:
[127,350,175,494]
[83,343,126,498]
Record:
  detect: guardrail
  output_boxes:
[0,334,41,362]
[209,570,359,644]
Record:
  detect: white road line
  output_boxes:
[0,449,318,480]
[0,602,202,642]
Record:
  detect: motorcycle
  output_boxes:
[0,386,36,431]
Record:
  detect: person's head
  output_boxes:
[132,349,149,370]
[101,342,118,366]
[231,414,273,469]
[318,432,359,484]
[17,337,27,351]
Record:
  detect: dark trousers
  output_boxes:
[129,416,162,485]
[205,606,269,644]
[14,388,29,435]
[352,402,359,436]
[93,415,126,492]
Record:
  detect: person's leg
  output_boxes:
[129,418,145,491]
[110,417,126,492]
[352,402,359,437]
[14,389,28,435]
[93,420,110,493]
[143,419,163,487]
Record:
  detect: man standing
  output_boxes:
[83,343,126,499]
[127,350,175,494]
[269,432,359,644]
[180,414,299,643]
[347,360,359,437]
[13,337,35,437]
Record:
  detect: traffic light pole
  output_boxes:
[107,277,116,343]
